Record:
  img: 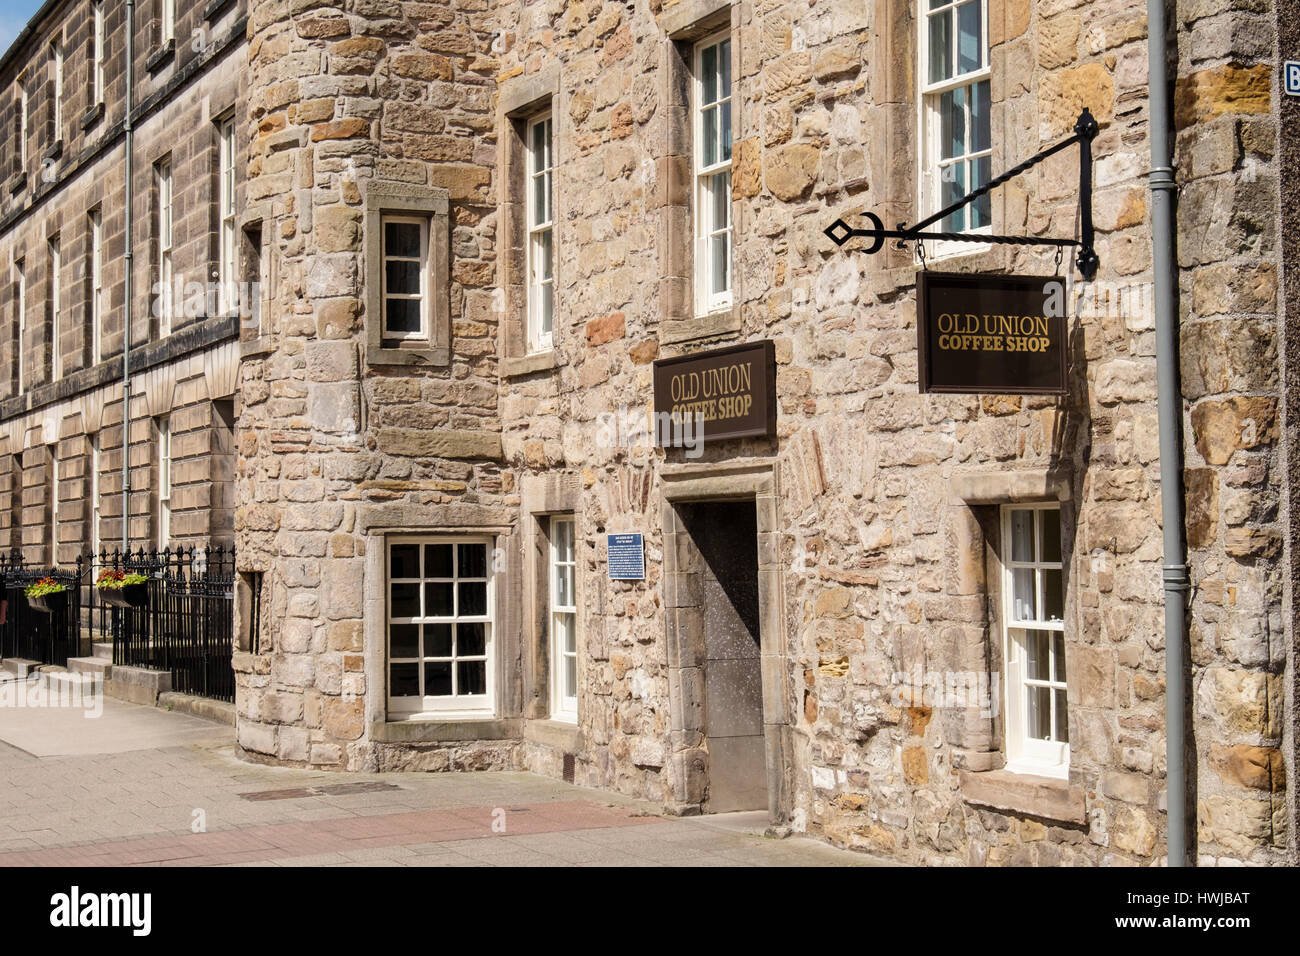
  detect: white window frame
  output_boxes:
[386,536,495,717]
[156,416,170,550]
[525,111,554,354]
[693,32,733,317]
[51,40,63,140]
[18,80,27,168]
[917,0,992,262]
[14,258,25,394]
[89,431,101,558]
[549,516,578,720]
[157,160,173,335]
[380,214,429,342]
[49,236,61,381]
[218,116,237,315]
[1001,503,1068,779]
[89,209,103,362]
[48,444,58,564]
[92,1,105,106]
[161,0,175,44]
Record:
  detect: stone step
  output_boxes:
[158,691,235,726]
[105,664,171,706]
[0,658,39,678]
[67,656,112,679]
[93,641,113,661]
[38,667,93,686]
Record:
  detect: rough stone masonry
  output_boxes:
[232,0,1292,865]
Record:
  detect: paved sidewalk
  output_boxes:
[0,689,875,867]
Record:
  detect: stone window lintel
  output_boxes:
[660,0,733,40]
[950,468,1072,506]
[499,65,560,119]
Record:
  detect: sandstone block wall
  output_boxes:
[228,0,1290,866]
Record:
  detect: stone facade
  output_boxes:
[0,0,246,562]
[218,0,1294,866]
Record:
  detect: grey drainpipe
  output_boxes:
[1147,0,1190,866]
[121,0,134,552]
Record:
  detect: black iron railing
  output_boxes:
[0,552,84,668]
[95,547,236,703]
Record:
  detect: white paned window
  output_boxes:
[387,539,494,715]
[526,112,554,353]
[89,432,101,558]
[157,160,173,335]
[381,216,428,341]
[49,445,58,563]
[919,0,991,253]
[89,209,103,362]
[49,237,61,381]
[549,517,577,720]
[51,40,62,139]
[161,0,175,44]
[157,416,171,550]
[92,1,105,106]
[1002,504,1068,778]
[693,33,732,316]
[14,259,25,394]
[218,117,237,314]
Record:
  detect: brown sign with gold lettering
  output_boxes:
[652,340,776,444]
[917,272,1069,395]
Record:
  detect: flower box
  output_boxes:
[27,591,66,614]
[98,582,148,609]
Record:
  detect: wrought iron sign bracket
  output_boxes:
[825,108,1100,281]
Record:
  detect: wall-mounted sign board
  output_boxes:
[652,340,777,444]
[607,533,645,580]
[1285,61,1300,96]
[917,272,1069,396]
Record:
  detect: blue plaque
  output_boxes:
[607,533,645,580]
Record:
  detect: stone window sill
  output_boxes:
[501,349,559,378]
[203,0,235,20]
[959,768,1087,825]
[370,716,521,744]
[6,170,26,195]
[366,344,451,368]
[80,102,104,130]
[524,718,583,752]
[146,39,175,74]
[662,306,742,345]
[42,141,63,164]
[240,336,275,360]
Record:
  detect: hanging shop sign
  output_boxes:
[652,340,776,444]
[607,533,646,580]
[917,272,1069,396]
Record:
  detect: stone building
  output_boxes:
[4,0,1283,866]
[0,0,247,565]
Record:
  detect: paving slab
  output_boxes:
[0,684,882,867]
[0,686,229,756]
